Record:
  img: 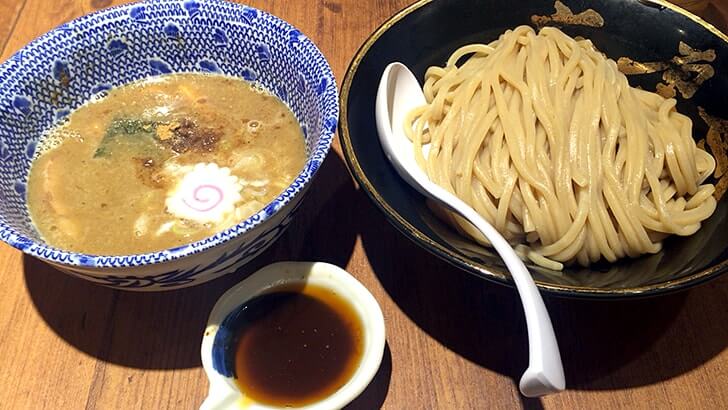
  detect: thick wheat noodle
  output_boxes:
[404,26,717,270]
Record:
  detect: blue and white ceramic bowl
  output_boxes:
[0,0,338,291]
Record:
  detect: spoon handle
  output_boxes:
[438,191,565,397]
[374,61,564,397]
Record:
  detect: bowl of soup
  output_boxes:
[0,0,338,290]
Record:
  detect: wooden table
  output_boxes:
[1,1,727,409]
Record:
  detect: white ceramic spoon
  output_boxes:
[375,62,565,397]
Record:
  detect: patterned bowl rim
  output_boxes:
[0,0,339,269]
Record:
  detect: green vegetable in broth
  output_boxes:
[93,118,160,158]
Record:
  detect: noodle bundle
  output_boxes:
[405,26,717,269]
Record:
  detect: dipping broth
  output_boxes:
[27,73,306,255]
[233,285,364,407]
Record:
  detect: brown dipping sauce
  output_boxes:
[233,285,364,407]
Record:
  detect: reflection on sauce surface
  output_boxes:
[233,285,364,407]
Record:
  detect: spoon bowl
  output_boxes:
[375,62,565,397]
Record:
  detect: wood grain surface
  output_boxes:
[0,1,727,409]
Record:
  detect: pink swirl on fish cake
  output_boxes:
[182,184,224,212]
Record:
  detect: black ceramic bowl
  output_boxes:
[340,0,728,298]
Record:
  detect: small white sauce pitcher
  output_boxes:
[200,262,386,410]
